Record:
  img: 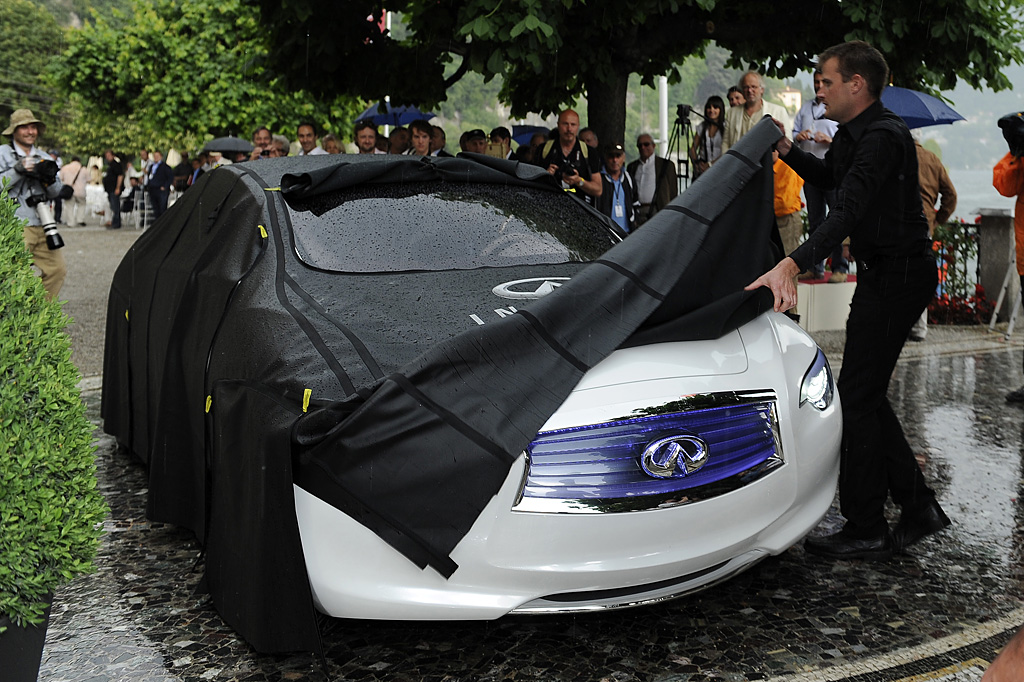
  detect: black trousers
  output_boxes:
[837,252,938,538]
[149,188,170,221]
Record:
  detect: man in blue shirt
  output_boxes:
[596,144,638,233]
[793,69,848,282]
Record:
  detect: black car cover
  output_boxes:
[102,119,781,653]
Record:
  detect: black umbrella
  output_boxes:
[202,136,254,154]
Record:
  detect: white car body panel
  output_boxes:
[295,312,841,620]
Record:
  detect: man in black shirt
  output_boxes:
[102,149,124,229]
[747,40,949,561]
[538,109,602,201]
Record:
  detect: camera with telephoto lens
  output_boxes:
[17,155,71,250]
[25,193,66,250]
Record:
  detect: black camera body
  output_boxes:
[999,112,1024,158]
[17,157,59,185]
[558,160,579,183]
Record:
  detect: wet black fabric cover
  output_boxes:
[101,120,780,653]
[205,380,320,654]
[290,120,781,574]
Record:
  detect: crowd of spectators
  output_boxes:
[88,71,805,233]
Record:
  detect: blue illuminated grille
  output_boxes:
[517,395,780,512]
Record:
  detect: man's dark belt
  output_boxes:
[856,247,932,272]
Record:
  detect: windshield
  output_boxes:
[286,182,620,273]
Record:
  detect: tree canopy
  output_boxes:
[250,0,1024,147]
[0,0,63,122]
[54,0,362,154]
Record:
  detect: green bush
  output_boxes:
[0,188,108,630]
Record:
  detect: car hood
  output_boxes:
[574,329,747,391]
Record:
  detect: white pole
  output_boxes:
[658,76,669,157]
[384,11,393,137]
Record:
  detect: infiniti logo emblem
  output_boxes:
[640,435,710,479]
[492,277,570,300]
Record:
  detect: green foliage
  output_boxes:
[435,69,510,137]
[25,0,123,26]
[54,0,363,153]
[723,0,1024,95]
[0,188,108,629]
[252,0,1024,150]
[0,0,64,120]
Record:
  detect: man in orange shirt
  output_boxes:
[774,150,804,256]
[994,112,1024,402]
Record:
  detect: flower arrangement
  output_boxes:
[927,217,994,325]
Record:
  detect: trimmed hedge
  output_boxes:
[0,188,107,629]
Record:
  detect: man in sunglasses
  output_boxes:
[627,133,677,226]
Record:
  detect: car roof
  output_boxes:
[239,152,564,201]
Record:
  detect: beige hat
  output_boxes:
[3,109,45,136]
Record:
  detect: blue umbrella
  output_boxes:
[881,86,965,129]
[356,102,436,127]
[511,125,550,146]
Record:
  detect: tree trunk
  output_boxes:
[586,69,629,151]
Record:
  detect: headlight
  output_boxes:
[799,348,834,410]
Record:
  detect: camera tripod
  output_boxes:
[665,104,709,194]
[666,113,691,195]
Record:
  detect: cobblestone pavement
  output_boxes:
[37,227,1024,681]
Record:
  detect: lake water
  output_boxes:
[948,168,1016,219]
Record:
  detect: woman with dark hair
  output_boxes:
[689,95,725,179]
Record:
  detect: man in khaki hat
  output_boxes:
[0,109,68,299]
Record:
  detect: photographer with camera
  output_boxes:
[0,109,71,300]
[995,112,1024,403]
[249,126,274,161]
[539,110,602,202]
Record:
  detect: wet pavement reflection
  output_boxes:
[40,347,1024,681]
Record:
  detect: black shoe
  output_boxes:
[893,499,950,552]
[804,529,893,561]
[1007,386,1024,403]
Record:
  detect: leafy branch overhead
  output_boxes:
[248,0,1024,145]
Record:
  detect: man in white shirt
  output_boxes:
[626,133,677,226]
[722,71,793,153]
[297,122,328,156]
[792,69,847,281]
